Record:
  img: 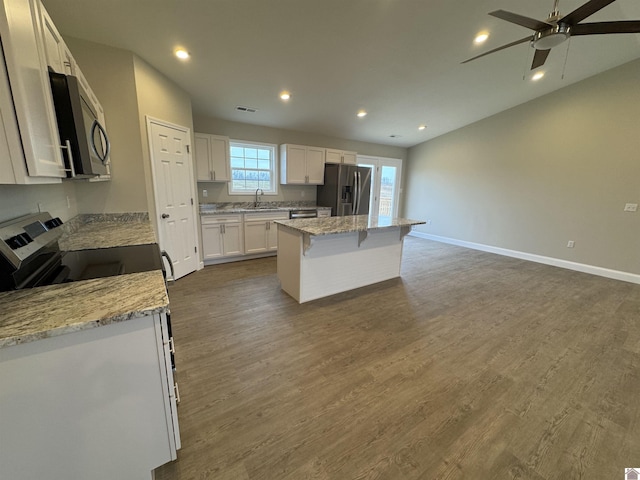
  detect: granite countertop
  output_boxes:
[275,215,426,236]
[0,271,168,348]
[200,202,331,215]
[59,213,156,251]
[0,213,166,350]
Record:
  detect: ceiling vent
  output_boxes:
[236,105,258,113]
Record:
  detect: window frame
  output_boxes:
[227,139,279,196]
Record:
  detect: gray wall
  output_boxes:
[132,54,194,225]
[0,182,78,224]
[193,115,407,205]
[65,37,148,214]
[61,37,194,234]
[404,58,640,275]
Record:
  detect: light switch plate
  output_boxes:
[624,203,638,212]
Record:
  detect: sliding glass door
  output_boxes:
[358,156,403,221]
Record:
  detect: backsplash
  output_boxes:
[199,201,317,212]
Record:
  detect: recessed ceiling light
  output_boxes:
[356,110,367,118]
[175,49,190,60]
[280,91,291,101]
[474,32,489,44]
[418,125,426,131]
[532,71,545,81]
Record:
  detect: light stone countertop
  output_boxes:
[200,203,331,215]
[0,213,166,350]
[0,271,168,349]
[275,215,426,236]
[59,214,156,251]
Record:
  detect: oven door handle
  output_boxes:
[161,250,175,283]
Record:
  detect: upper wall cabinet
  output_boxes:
[194,133,231,182]
[0,0,107,184]
[280,144,325,185]
[326,149,357,165]
[0,0,65,183]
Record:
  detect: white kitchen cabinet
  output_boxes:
[326,149,357,165]
[0,312,180,479]
[0,0,65,181]
[201,214,244,260]
[195,133,230,182]
[244,211,289,254]
[280,144,326,185]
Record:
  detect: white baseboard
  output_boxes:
[409,231,640,285]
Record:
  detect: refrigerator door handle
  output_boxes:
[356,171,362,214]
[352,171,357,215]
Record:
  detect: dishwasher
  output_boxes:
[289,209,318,219]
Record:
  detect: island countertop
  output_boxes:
[275,215,425,236]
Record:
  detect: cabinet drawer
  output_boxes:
[244,212,289,222]
[201,214,243,225]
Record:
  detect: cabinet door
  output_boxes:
[284,145,307,184]
[222,223,244,256]
[210,135,230,182]
[342,151,357,165]
[1,0,65,179]
[194,134,212,181]
[244,221,268,254]
[40,6,65,73]
[306,146,326,184]
[325,149,342,164]
[201,223,223,259]
[267,221,280,251]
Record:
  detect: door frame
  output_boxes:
[357,155,403,219]
[146,115,202,276]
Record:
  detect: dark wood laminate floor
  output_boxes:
[154,237,640,480]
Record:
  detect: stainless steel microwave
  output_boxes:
[49,71,110,178]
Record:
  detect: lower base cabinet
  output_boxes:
[0,312,179,480]
[201,214,244,260]
[244,212,289,254]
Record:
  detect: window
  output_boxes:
[228,140,277,195]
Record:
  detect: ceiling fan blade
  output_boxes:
[531,49,551,69]
[461,36,532,64]
[572,20,640,35]
[490,10,552,30]
[560,0,616,26]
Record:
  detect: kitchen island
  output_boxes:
[275,215,425,303]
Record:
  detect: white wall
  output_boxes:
[404,59,640,275]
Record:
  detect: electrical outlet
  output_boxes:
[66,196,71,209]
[567,240,575,248]
[202,189,208,198]
[301,190,305,197]
[427,219,432,225]
[624,203,638,212]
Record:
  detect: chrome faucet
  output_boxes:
[254,188,264,207]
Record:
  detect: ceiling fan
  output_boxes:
[463,0,640,70]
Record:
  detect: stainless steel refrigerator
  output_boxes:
[317,164,372,216]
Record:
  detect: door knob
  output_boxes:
[162,213,170,219]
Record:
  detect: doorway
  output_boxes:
[358,155,403,221]
[146,117,199,280]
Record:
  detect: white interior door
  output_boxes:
[358,156,403,220]
[147,118,198,280]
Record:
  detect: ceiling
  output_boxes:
[41,0,640,148]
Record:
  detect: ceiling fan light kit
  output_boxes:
[462,0,640,71]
